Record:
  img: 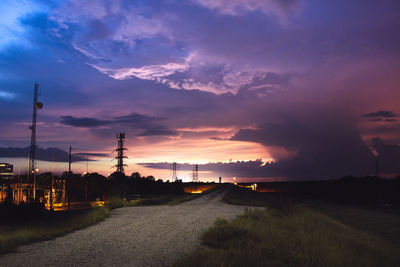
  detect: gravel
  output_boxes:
[0,188,252,267]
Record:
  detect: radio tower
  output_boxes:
[28,83,43,200]
[172,162,178,181]
[192,164,199,182]
[115,133,127,174]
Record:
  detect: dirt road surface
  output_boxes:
[0,188,251,266]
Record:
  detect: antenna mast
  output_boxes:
[28,82,43,200]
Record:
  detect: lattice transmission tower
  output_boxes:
[115,133,127,174]
[192,164,199,182]
[172,162,178,181]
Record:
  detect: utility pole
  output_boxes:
[50,170,53,211]
[86,148,89,174]
[68,145,71,211]
[69,146,72,173]
[28,82,43,202]
[50,152,54,211]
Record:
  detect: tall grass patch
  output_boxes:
[176,208,400,267]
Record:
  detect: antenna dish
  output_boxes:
[35,102,43,109]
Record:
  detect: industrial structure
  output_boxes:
[192,164,199,182]
[28,83,43,201]
[0,83,106,210]
[172,162,178,182]
[0,163,13,179]
[115,133,127,174]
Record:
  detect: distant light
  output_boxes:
[83,171,87,175]
[35,168,39,172]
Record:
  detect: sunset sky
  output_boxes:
[1,0,399,181]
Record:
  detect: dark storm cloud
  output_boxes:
[231,107,376,178]
[60,113,177,136]
[139,160,266,177]
[372,137,400,174]
[368,118,398,122]
[74,152,109,157]
[60,116,111,127]
[363,110,397,118]
[114,113,164,125]
[143,105,381,179]
[0,146,87,162]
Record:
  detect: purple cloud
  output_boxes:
[363,110,397,118]
[193,0,301,18]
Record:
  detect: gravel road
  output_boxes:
[1,188,250,267]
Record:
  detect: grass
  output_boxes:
[0,207,110,255]
[300,200,400,247]
[223,185,295,213]
[175,186,400,267]
[223,186,400,247]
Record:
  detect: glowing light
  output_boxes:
[235,183,258,191]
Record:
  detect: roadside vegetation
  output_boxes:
[223,185,400,247]
[175,186,400,267]
[0,186,218,255]
[0,207,109,255]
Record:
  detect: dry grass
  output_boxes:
[176,208,400,267]
[175,186,400,267]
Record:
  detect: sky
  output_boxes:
[0,0,400,181]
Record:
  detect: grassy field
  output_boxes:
[300,201,400,247]
[175,186,400,267]
[0,188,218,255]
[0,207,109,255]
[223,186,400,247]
